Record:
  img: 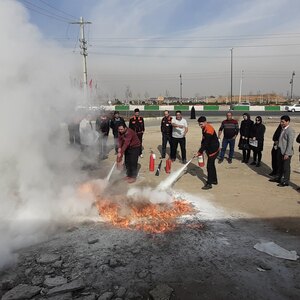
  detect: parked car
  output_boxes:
[285,104,300,112]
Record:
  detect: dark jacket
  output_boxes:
[96,116,110,136]
[161,116,173,135]
[272,124,282,142]
[250,123,266,151]
[199,123,220,156]
[129,115,145,134]
[110,116,126,137]
[238,114,253,149]
[118,128,141,155]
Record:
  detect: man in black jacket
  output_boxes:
[269,123,282,176]
[129,108,145,157]
[197,116,220,190]
[160,110,172,158]
[110,111,126,154]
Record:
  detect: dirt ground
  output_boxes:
[133,116,300,235]
[1,115,300,300]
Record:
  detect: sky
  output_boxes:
[16,0,300,99]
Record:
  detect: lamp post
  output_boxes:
[290,71,295,100]
[230,48,233,104]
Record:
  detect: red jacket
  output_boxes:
[118,128,141,155]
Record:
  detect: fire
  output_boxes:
[96,198,195,233]
[78,180,200,234]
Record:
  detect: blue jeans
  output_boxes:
[219,138,235,159]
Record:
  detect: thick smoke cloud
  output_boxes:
[0,0,96,269]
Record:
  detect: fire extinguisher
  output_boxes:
[165,158,172,173]
[197,153,205,167]
[149,152,156,172]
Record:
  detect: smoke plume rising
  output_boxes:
[0,0,96,269]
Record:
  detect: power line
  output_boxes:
[21,0,76,22]
[38,0,78,19]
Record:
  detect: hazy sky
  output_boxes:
[17,0,300,99]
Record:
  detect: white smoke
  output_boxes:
[0,0,97,269]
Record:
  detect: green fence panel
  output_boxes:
[174,105,189,111]
[203,105,219,111]
[144,105,159,111]
[265,106,280,111]
[233,106,250,111]
[115,105,129,111]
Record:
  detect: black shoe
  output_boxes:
[241,159,245,163]
[202,184,212,190]
[245,160,249,164]
[269,172,276,176]
[269,178,280,183]
[277,182,289,187]
[211,181,218,185]
[250,161,256,165]
[160,156,165,159]
[182,160,187,164]
[256,162,261,167]
[228,158,232,164]
[218,159,223,164]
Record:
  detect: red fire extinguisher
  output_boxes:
[149,152,156,172]
[165,158,172,173]
[197,153,205,167]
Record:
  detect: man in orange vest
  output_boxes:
[129,108,145,157]
[197,116,220,190]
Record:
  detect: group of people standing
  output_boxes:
[198,112,298,190]
[68,108,299,190]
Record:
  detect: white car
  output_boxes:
[285,104,300,112]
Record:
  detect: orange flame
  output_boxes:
[96,198,194,233]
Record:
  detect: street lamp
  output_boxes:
[290,71,295,101]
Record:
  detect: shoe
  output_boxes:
[245,160,249,163]
[218,159,223,164]
[250,161,256,165]
[241,159,245,163]
[202,184,212,190]
[182,160,187,164]
[127,177,137,184]
[160,156,165,159]
[228,158,232,164]
[211,181,218,185]
[269,178,280,183]
[277,182,289,187]
[256,162,261,167]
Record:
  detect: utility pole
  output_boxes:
[239,70,244,103]
[70,17,92,104]
[179,73,183,101]
[230,48,233,104]
[290,71,295,101]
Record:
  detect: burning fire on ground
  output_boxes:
[78,181,202,234]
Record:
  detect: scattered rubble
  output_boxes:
[43,276,68,288]
[1,284,40,300]
[149,284,174,300]
[47,278,85,296]
[36,254,61,265]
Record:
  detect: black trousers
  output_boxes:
[137,133,143,155]
[277,154,291,184]
[99,135,108,158]
[271,147,281,174]
[161,134,172,158]
[125,147,140,178]
[242,149,251,162]
[171,137,186,161]
[253,150,262,163]
[207,152,218,184]
[68,124,80,144]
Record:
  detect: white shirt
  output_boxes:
[172,118,188,138]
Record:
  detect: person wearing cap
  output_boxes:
[196,116,220,190]
[129,108,145,157]
[110,111,126,154]
[117,124,141,183]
